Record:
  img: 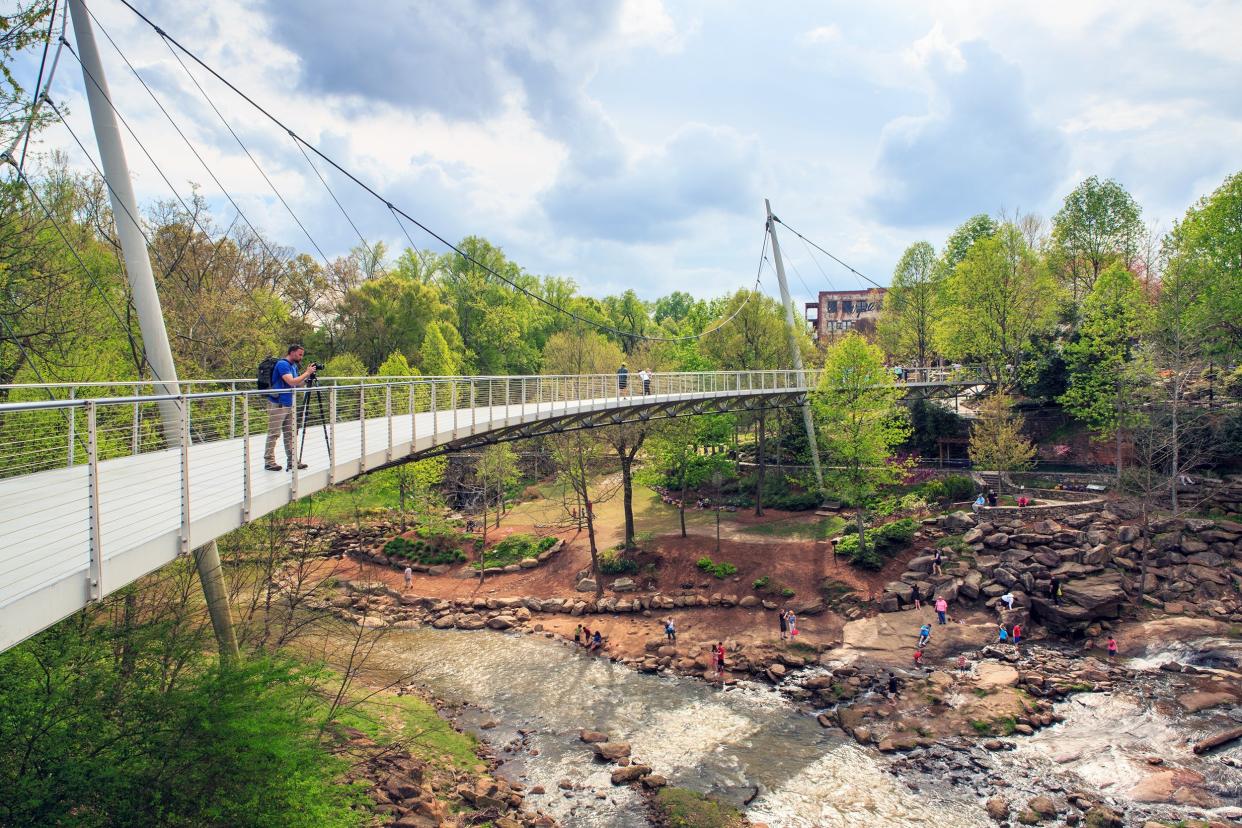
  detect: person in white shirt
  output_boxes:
[639,368,652,394]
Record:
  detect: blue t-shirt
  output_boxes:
[268,358,297,406]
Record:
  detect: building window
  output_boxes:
[842,300,853,314]
[825,300,837,313]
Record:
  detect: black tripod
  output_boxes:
[297,375,332,466]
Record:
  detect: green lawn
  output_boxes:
[741,515,846,540]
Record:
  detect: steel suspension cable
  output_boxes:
[772,216,885,290]
[114,0,762,343]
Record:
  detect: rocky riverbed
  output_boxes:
[286,504,1242,826]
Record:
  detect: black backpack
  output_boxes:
[256,356,279,390]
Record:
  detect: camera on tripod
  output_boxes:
[305,362,325,386]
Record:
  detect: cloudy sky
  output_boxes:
[27,0,1242,303]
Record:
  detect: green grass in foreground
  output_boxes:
[740,515,846,540]
[654,787,745,828]
[326,683,480,772]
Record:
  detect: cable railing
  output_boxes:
[0,366,988,480]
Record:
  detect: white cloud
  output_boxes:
[27,0,1241,300]
[802,25,842,44]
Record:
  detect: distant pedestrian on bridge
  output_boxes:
[617,362,629,397]
[264,344,317,472]
[639,367,651,395]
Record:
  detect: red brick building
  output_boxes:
[804,288,886,342]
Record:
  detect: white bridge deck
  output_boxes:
[0,368,983,651]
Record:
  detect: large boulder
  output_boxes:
[575,578,598,593]
[1062,574,1127,613]
[944,511,977,530]
[1030,574,1125,631]
[611,578,637,593]
[591,741,631,761]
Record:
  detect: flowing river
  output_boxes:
[368,627,991,827]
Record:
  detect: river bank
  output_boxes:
[284,489,1242,826]
[332,617,1241,828]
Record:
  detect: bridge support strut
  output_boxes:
[765,199,824,490]
[69,0,238,661]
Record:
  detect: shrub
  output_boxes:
[696,556,738,579]
[474,534,556,569]
[780,587,796,598]
[764,490,821,511]
[941,475,975,502]
[752,576,770,591]
[835,518,918,570]
[918,480,947,502]
[383,536,466,566]
[599,548,639,575]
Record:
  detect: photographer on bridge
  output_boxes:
[264,344,318,472]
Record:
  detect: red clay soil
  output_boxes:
[319,519,934,662]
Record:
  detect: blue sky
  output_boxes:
[27,0,1242,303]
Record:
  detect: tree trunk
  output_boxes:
[621,453,636,549]
[755,412,766,517]
[856,509,867,559]
[679,466,688,538]
[1136,502,1151,606]
[479,485,488,584]
[1171,377,1181,513]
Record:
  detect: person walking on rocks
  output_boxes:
[1000,591,1015,611]
[581,626,591,647]
[918,623,931,649]
[591,630,603,652]
[935,595,948,625]
[403,566,413,590]
[574,624,583,645]
[665,618,676,643]
[888,673,900,697]
[787,611,798,638]
[998,625,1009,644]
[778,609,789,641]
[913,649,924,668]
[1012,623,1022,646]
[910,583,922,611]
[714,642,726,676]
[932,548,943,576]
[1107,636,1117,659]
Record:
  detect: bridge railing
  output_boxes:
[0,366,987,480]
[0,371,802,479]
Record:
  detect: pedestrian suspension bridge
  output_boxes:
[0,367,983,651]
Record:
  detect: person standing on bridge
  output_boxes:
[639,367,652,395]
[265,344,317,472]
[617,362,629,397]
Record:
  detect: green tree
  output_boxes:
[1161,170,1242,361]
[968,392,1036,493]
[1052,176,1143,302]
[332,274,453,372]
[1060,264,1147,480]
[702,289,800,514]
[937,223,1060,387]
[876,240,942,367]
[1,1,55,146]
[941,213,998,271]
[811,333,910,559]
[418,321,459,376]
[644,416,732,538]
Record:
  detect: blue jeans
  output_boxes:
[937,610,946,625]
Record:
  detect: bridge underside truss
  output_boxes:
[397,391,807,464]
